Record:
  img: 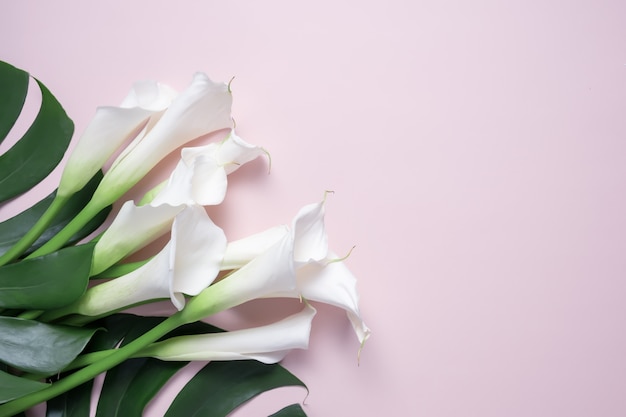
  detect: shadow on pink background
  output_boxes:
[2,1,626,416]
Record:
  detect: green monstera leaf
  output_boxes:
[45,314,309,417]
[0,61,73,203]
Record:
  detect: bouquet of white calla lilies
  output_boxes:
[0,61,369,417]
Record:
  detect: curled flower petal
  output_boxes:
[92,72,233,207]
[150,153,226,206]
[292,201,328,265]
[169,204,227,298]
[91,201,183,275]
[120,80,177,111]
[294,258,371,345]
[181,130,266,175]
[140,304,316,363]
[58,80,176,197]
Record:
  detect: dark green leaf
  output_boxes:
[0,369,48,404]
[95,316,223,417]
[0,74,73,203]
[0,243,93,309]
[0,61,29,143]
[47,314,307,417]
[0,171,109,257]
[95,358,185,417]
[0,317,99,373]
[46,380,92,417]
[269,404,308,417]
[165,360,308,417]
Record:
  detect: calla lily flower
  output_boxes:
[181,230,297,322]
[182,199,369,346]
[58,80,177,198]
[91,130,264,275]
[140,304,316,364]
[91,201,182,275]
[282,201,370,345]
[219,199,370,345]
[90,72,233,208]
[75,204,226,315]
[290,257,371,345]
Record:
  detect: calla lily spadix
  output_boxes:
[57,80,177,198]
[140,303,316,364]
[91,130,264,275]
[54,204,226,319]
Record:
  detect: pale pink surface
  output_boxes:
[2,1,626,416]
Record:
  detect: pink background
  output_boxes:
[2,1,626,416]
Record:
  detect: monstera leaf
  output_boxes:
[0,61,72,202]
[45,314,308,417]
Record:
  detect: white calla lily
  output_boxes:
[181,199,369,346]
[292,258,371,345]
[58,80,176,198]
[289,202,370,345]
[140,304,316,363]
[213,199,369,345]
[181,231,297,322]
[74,205,226,316]
[91,72,233,208]
[91,201,183,275]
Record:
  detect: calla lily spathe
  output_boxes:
[91,130,264,275]
[90,72,233,208]
[75,204,226,315]
[290,257,371,346]
[140,304,316,364]
[57,80,177,198]
[279,200,370,345]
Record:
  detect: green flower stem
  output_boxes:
[63,350,113,372]
[17,310,43,320]
[27,198,102,259]
[0,311,188,417]
[0,195,70,266]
